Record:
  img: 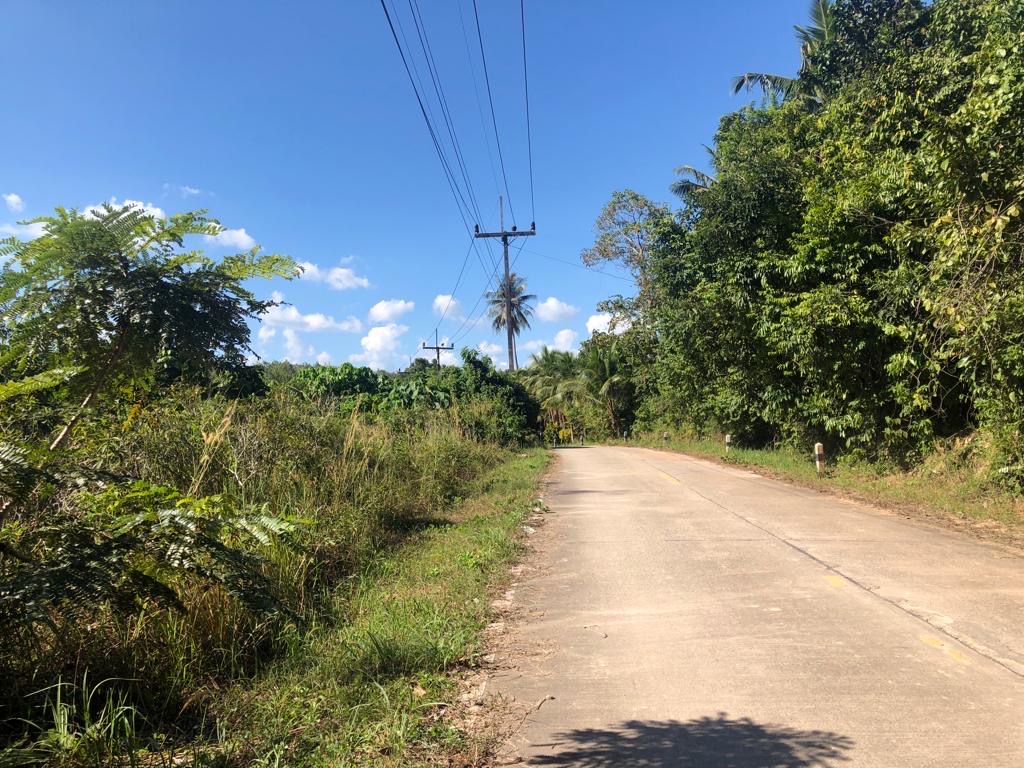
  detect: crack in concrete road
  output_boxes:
[640,457,1024,680]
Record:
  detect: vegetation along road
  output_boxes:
[495,446,1024,767]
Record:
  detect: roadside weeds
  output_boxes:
[201,448,552,767]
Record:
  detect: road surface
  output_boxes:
[494,446,1024,767]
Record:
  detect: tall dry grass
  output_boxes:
[0,387,508,762]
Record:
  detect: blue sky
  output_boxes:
[2,1,803,370]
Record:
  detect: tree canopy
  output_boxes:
[578,0,1024,486]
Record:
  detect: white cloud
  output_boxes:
[350,323,409,370]
[0,221,46,239]
[282,329,315,362]
[84,197,166,220]
[261,291,363,333]
[0,190,38,240]
[3,193,24,213]
[477,340,502,362]
[205,227,255,250]
[432,294,464,319]
[368,298,415,323]
[536,296,579,323]
[298,261,370,291]
[586,313,630,335]
[163,183,204,198]
[553,329,578,351]
[521,328,579,354]
[586,313,611,334]
[257,325,277,342]
[316,351,332,365]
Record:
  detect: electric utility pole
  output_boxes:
[421,329,454,368]
[474,197,535,371]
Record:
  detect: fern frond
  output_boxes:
[0,482,301,632]
[0,368,84,402]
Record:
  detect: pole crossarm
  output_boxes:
[422,329,454,367]
[474,228,536,240]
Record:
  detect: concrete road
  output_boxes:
[494,446,1024,767]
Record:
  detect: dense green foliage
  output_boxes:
[575,0,1024,488]
[520,331,649,442]
[0,205,540,765]
[290,352,538,446]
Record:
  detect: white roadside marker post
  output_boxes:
[814,442,825,476]
[725,434,732,453]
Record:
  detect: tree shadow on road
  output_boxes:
[527,713,854,767]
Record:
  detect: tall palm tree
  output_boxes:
[486,272,535,369]
[732,0,836,103]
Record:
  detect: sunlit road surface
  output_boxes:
[495,446,1024,768]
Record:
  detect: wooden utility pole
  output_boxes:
[474,197,535,371]
[421,329,454,368]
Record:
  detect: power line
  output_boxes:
[407,0,484,225]
[449,256,504,345]
[382,0,538,355]
[471,0,517,225]
[380,0,476,225]
[520,247,635,282]
[405,0,504,284]
[520,0,536,224]
[380,0,500,300]
[449,249,508,344]
[434,234,477,331]
[458,0,502,211]
[451,238,527,346]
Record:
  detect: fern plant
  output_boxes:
[0,481,300,635]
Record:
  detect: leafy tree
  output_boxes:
[0,204,297,450]
[803,0,925,99]
[614,0,1024,479]
[1,201,295,526]
[581,190,672,327]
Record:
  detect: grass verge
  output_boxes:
[628,434,1024,543]
[200,447,550,767]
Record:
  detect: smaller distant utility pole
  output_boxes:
[474,196,535,371]
[422,329,454,368]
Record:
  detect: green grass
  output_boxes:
[199,448,550,767]
[629,433,1024,537]
[2,388,546,767]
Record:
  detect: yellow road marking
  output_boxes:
[825,574,845,589]
[920,634,970,664]
[658,470,680,485]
